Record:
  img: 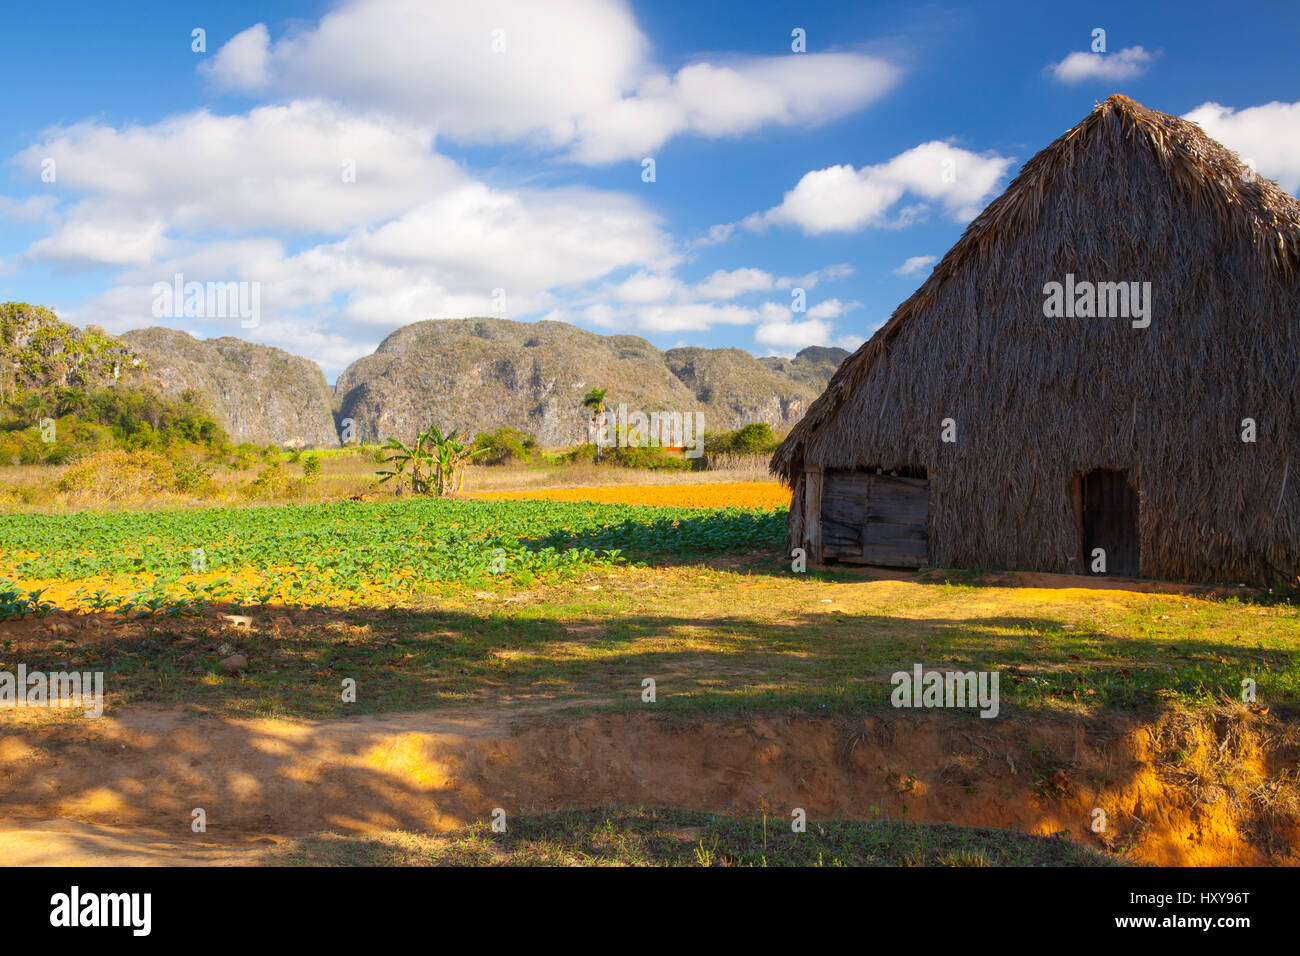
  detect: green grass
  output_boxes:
[1,557,1295,721]
[0,498,1296,721]
[268,808,1120,867]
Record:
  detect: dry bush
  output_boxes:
[1150,706,1300,856]
[56,449,176,504]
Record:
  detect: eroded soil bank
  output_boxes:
[1,704,1295,866]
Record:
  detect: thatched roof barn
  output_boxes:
[772,95,1300,586]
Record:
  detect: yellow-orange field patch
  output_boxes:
[469,481,790,510]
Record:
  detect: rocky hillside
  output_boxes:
[1,302,143,395]
[760,346,853,392]
[334,317,847,445]
[663,346,837,428]
[121,328,339,448]
[6,306,846,449]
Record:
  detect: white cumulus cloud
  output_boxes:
[755,317,832,351]
[893,254,937,276]
[1184,99,1300,195]
[806,298,859,319]
[747,141,1013,235]
[201,0,899,163]
[694,268,774,299]
[1050,46,1153,84]
[16,101,458,242]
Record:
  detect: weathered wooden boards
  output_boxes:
[822,469,867,557]
[803,466,823,560]
[820,469,929,568]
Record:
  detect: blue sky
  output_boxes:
[2,0,1298,380]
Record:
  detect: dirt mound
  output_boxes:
[1,704,1295,866]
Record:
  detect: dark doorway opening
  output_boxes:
[1082,469,1140,577]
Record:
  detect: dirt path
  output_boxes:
[2,700,1294,866]
[0,820,283,866]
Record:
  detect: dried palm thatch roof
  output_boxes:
[771,95,1300,584]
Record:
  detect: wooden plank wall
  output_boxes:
[859,474,928,568]
[822,470,869,559]
[821,469,929,568]
[804,466,824,562]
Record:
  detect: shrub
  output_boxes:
[472,427,538,465]
[302,454,321,479]
[606,444,693,470]
[554,441,691,471]
[558,443,598,465]
[173,456,218,496]
[238,461,315,501]
[365,444,388,464]
[0,384,228,464]
[227,444,262,471]
[0,483,41,507]
[241,462,289,499]
[705,422,780,457]
[56,449,176,502]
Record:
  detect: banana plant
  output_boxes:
[377,424,486,496]
[376,431,433,495]
[429,425,488,495]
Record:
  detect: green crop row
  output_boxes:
[0,498,787,615]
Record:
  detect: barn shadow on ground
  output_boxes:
[5,603,1293,720]
[516,506,1292,604]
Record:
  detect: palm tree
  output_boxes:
[582,387,607,460]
